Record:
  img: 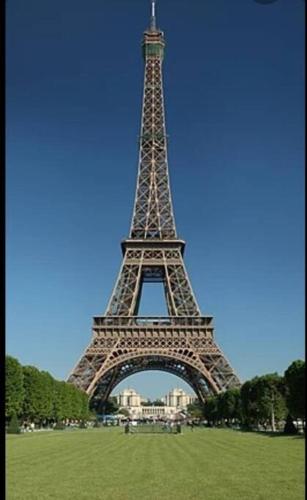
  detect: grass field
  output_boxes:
[6,427,305,500]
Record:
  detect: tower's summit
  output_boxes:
[143,0,165,60]
[150,0,157,32]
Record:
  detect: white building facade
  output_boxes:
[162,388,196,408]
[114,388,196,420]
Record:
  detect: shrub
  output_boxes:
[7,412,21,434]
[283,414,298,435]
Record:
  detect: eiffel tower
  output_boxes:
[68,1,240,410]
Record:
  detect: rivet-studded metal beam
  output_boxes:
[68,5,240,404]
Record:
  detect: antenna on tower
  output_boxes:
[150,0,157,31]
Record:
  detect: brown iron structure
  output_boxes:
[68,2,240,410]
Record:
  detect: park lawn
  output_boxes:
[6,427,305,500]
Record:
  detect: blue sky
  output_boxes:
[6,0,304,400]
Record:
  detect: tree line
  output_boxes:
[6,354,304,433]
[188,360,305,432]
[5,355,90,426]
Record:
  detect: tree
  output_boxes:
[5,356,25,419]
[152,399,165,406]
[53,381,72,421]
[6,355,90,424]
[187,399,203,419]
[7,412,21,434]
[231,388,242,422]
[22,366,55,424]
[22,366,44,422]
[102,397,119,415]
[141,400,153,406]
[217,388,241,424]
[240,378,259,429]
[204,397,218,426]
[284,360,305,420]
[256,374,287,431]
[241,374,286,431]
[79,390,90,420]
[39,371,55,422]
[118,408,130,417]
[51,380,89,422]
[66,383,82,419]
[69,384,90,420]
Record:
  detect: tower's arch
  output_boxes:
[88,353,217,412]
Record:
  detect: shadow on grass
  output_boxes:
[230,427,305,439]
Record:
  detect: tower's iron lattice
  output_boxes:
[68,3,240,408]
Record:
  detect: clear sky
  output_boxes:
[6,0,304,400]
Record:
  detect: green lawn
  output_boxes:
[6,427,305,500]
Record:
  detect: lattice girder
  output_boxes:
[68,16,240,405]
[105,244,200,317]
[68,317,240,404]
[130,47,176,239]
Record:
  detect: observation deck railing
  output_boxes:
[93,316,213,327]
